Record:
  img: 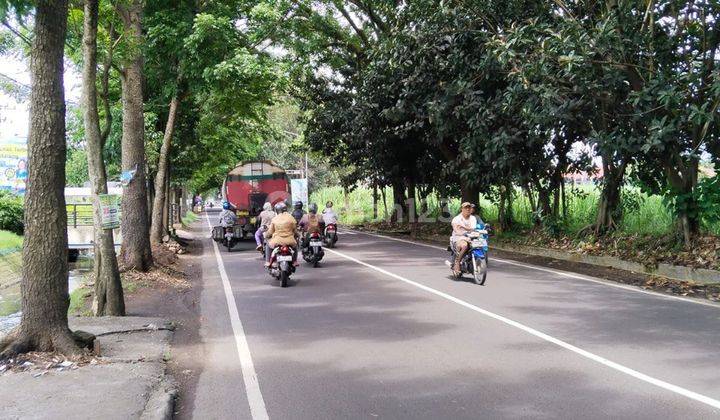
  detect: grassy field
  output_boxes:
[0,230,23,252]
[310,184,693,236]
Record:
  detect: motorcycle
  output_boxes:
[446,224,490,285]
[323,223,338,248]
[223,225,243,251]
[302,232,325,267]
[212,224,242,251]
[267,245,296,287]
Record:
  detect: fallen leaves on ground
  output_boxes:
[0,352,106,376]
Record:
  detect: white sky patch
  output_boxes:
[0,54,82,138]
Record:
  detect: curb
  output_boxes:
[140,378,177,420]
[491,242,720,285]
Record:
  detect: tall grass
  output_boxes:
[311,184,681,236]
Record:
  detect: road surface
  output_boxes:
[189,211,720,419]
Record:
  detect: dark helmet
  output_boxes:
[274,202,288,213]
[222,201,230,210]
[294,201,304,210]
[308,203,318,214]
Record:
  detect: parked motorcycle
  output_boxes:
[267,245,296,287]
[302,232,325,267]
[445,224,490,285]
[323,223,338,248]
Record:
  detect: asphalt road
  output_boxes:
[191,211,720,419]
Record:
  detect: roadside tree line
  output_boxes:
[259,0,720,247]
[0,0,284,357]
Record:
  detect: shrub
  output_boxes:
[0,190,24,235]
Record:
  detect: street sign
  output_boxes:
[290,178,308,206]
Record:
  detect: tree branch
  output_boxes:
[333,1,369,45]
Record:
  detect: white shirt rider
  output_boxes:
[322,207,338,225]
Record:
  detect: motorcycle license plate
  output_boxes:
[277,255,292,262]
[472,239,486,248]
[310,241,322,247]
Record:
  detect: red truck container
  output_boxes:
[222,160,290,236]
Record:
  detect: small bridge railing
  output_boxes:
[66,204,96,228]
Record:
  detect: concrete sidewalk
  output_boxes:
[0,317,177,420]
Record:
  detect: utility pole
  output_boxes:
[304,151,309,182]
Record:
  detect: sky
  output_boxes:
[0,54,82,139]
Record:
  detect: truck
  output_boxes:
[222,160,290,237]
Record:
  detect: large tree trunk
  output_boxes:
[406,178,417,223]
[0,0,87,358]
[117,0,152,271]
[460,181,479,206]
[498,182,514,231]
[594,159,626,236]
[391,179,407,223]
[372,180,378,220]
[150,94,180,243]
[162,171,170,236]
[380,185,388,220]
[663,160,700,247]
[83,0,124,316]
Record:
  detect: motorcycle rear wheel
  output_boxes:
[280,270,289,287]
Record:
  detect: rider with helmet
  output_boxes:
[254,202,276,251]
[291,201,305,223]
[264,202,299,267]
[218,201,237,227]
[299,203,324,248]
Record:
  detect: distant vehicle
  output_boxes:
[223,160,290,238]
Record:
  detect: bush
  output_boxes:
[0,191,24,235]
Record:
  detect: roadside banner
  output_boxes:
[290,178,308,206]
[99,194,121,229]
[0,134,28,194]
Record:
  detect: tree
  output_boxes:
[82,0,124,315]
[0,0,89,357]
[116,0,152,270]
[144,1,196,243]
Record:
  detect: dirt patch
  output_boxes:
[353,223,720,303]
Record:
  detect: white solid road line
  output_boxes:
[324,246,720,411]
[205,213,270,420]
[345,229,720,309]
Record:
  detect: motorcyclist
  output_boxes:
[291,201,305,223]
[254,202,276,252]
[218,201,237,227]
[264,202,299,267]
[322,201,338,225]
[450,202,481,275]
[299,203,324,249]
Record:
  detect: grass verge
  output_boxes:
[0,230,22,253]
[68,286,92,316]
[182,211,198,226]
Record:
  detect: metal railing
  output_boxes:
[66,204,97,228]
